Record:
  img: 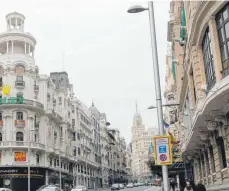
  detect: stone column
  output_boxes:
[207,147,214,185]
[193,158,198,184]
[76,164,78,185]
[203,149,209,185]
[11,41,14,53]
[28,44,31,55]
[24,42,27,54]
[45,170,49,185]
[208,16,222,80]
[6,42,9,53]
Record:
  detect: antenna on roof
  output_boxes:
[135,100,138,113]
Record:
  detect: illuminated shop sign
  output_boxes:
[14,152,26,162]
[0,85,24,104]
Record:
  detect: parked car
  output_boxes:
[126,183,134,188]
[71,185,87,191]
[119,184,124,189]
[39,185,62,191]
[111,184,120,190]
[133,183,138,187]
[0,188,12,191]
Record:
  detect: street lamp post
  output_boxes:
[59,149,62,189]
[28,128,31,191]
[28,127,36,191]
[127,2,169,191]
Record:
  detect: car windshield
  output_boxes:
[41,187,57,191]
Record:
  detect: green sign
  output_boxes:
[0,96,24,104]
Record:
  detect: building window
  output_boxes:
[72,119,75,126]
[216,4,229,77]
[16,112,23,120]
[0,133,2,141]
[202,28,216,90]
[47,93,50,101]
[15,65,25,75]
[16,75,23,81]
[217,136,227,169]
[73,146,77,156]
[77,132,80,140]
[36,153,40,164]
[16,132,23,141]
[49,157,52,166]
[78,147,81,155]
[58,97,62,105]
[0,112,2,121]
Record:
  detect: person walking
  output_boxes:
[184,182,193,191]
[195,180,206,191]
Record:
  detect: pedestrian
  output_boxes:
[184,182,193,191]
[170,179,176,191]
[195,180,206,191]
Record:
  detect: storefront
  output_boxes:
[0,167,46,191]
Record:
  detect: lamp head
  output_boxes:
[127,5,148,13]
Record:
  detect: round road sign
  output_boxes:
[160,154,167,161]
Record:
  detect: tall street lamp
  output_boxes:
[127,2,169,191]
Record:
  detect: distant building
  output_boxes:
[131,105,158,182]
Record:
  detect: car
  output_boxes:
[119,184,124,189]
[126,183,134,188]
[40,185,62,191]
[133,183,138,187]
[111,184,120,190]
[0,188,12,191]
[71,185,87,191]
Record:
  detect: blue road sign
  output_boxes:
[159,145,167,153]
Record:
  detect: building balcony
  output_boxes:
[0,141,45,150]
[34,85,39,92]
[46,108,63,124]
[14,120,25,128]
[15,80,25,89]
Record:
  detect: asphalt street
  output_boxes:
[118,186,161,191]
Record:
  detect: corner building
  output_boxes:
[167,1,229,190]
[0,12,124,191]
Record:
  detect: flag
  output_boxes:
[163,120,169,129]
[180,7,186,41]
[171,51,176,81]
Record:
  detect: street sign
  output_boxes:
[153,136,172,165]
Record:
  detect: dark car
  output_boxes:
[111,184,120,190]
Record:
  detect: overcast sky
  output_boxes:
[0,0,169,143]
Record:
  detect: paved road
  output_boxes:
[103,186,162,191]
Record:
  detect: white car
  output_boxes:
[126,183,134,188]
[0,188,12,191]
[119,184,124,189]
[71,185,87,191]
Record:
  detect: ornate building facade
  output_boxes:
[166,1,229,190]
[0,12,129,190]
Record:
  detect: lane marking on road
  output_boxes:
[143,186,161,191]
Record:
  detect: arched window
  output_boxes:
[0,133,2,141]
[16,132,23,141]
[15,64,25,75]
[16,112,23,120]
